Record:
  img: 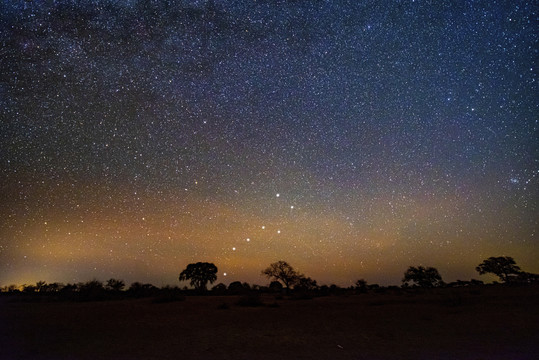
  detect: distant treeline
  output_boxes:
[2,256,537,302]
[0,280,184,302]
[1,277,537,303]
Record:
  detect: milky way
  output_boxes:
[1,0,537,287]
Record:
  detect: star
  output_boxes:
[0,0,535,288]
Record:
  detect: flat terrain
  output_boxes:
[1,285,538,359]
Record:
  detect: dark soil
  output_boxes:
[1,285,538,359]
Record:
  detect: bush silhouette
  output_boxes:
[228,281,249,295]
[269,281,283,293]
[128,282,158,298]
[211,283,227,295]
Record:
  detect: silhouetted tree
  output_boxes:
[356,279,368,293]
[212,283,227,294]
[128,282,158,298]
[296,276,318,291]
[318,285,330,296]
[43,282,64,292]
[179,262,218,291]
[1,284,19,293]
[514,272,539,284]
[105,278,125,292]
[60,283,78,294]
[329,284,342,295]
[79,280,106,301]
[262,261,302,291]
[475,256,522,283]
[22,284,36,293]
[368,284,380,290]
[228,281,247,294]
[292,276,318,299]
[402,266,443,288]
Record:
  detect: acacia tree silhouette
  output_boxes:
[355,279,368,293]
[475,256,522,283]
[402,266,443,288]
[179,262,218,291]
[262,261,302,291]
[106,278,125,292]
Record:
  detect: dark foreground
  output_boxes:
[1,285,538,360]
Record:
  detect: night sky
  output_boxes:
[1,0,537,288]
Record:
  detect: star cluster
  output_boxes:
[1,0,537,287]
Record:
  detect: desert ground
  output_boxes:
[1,285,538,360]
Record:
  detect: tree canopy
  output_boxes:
[402,266,443,288]
[475,256,522,283]
[262,261,302,290]
[106,278,125,292]
[179,262,218,291]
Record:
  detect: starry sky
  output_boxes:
[1,0,537,288]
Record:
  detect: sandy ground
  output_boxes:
[1,285,538,359]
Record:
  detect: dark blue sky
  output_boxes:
[1,0,537,286]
